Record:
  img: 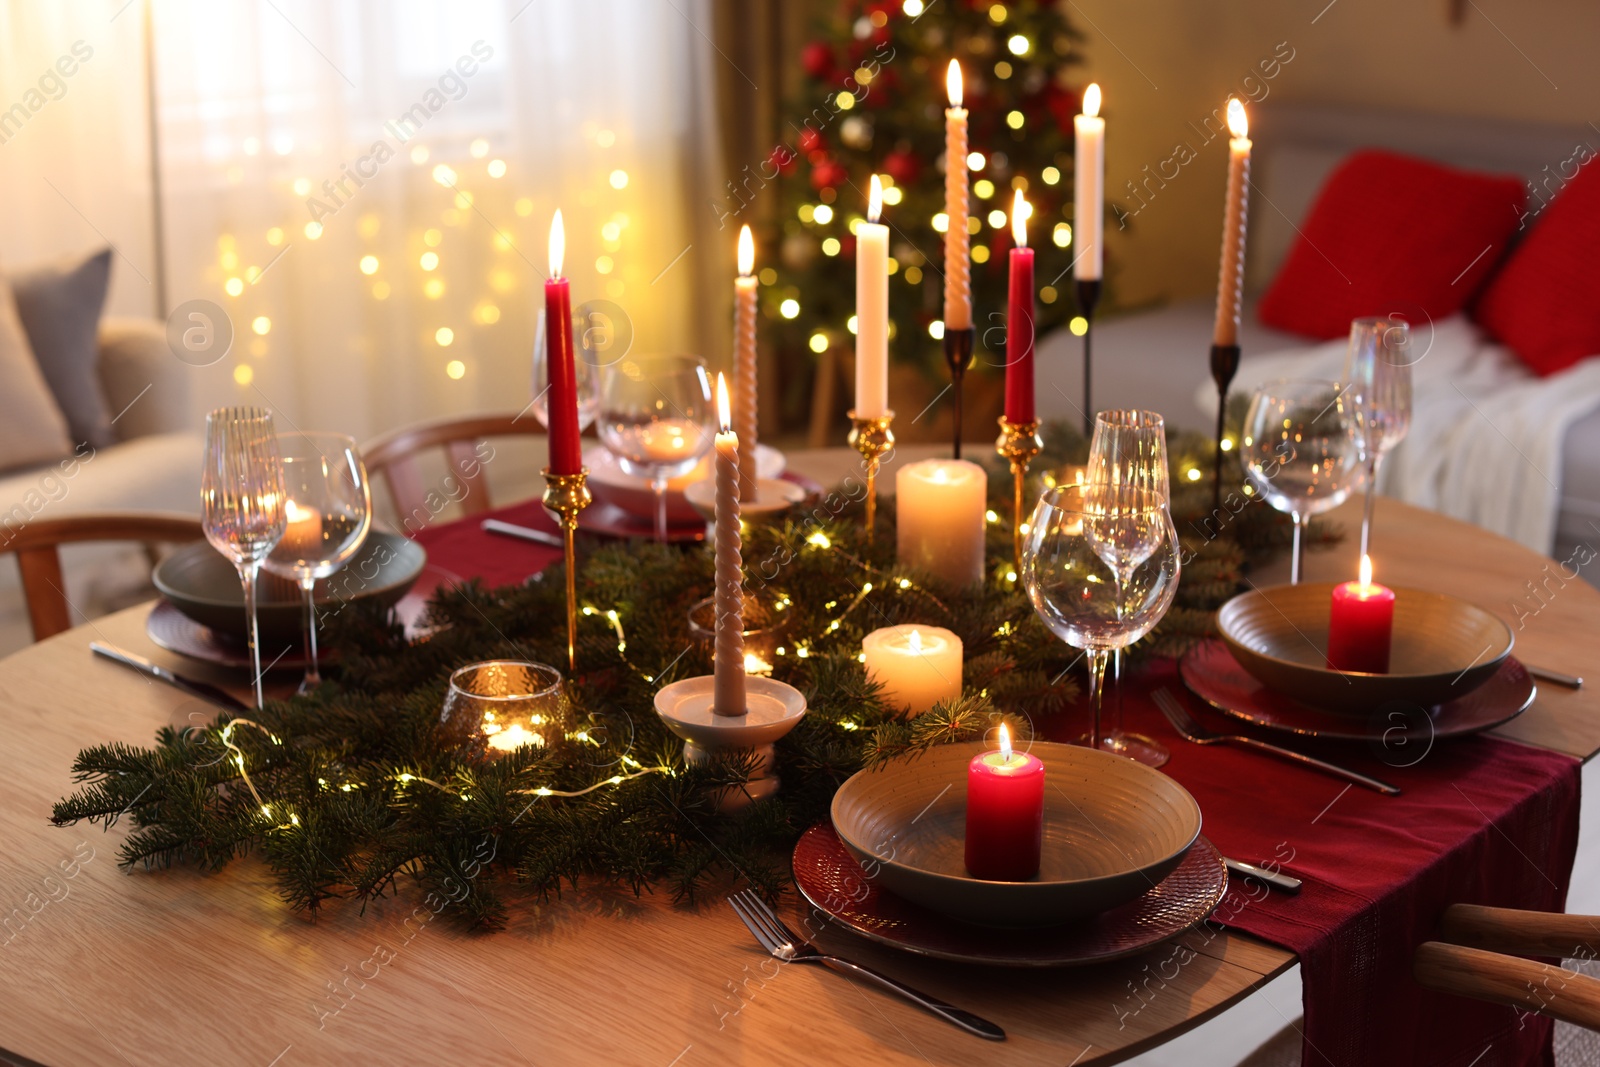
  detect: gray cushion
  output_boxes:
[10,248,114,448]
[0,276,72,471]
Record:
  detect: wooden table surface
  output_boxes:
[0,452,1596,1067]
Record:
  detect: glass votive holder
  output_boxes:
[686,590,791,676]
[439,661,572,755]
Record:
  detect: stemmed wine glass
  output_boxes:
[597,354,714,541]
[262,433,372,693]
[1342,317,1414,558]
[201,407,287,709]
[1022,485,1180,754]
[532,306,602,432]
[1085,410,1171,767]
[1240,379,1365,584]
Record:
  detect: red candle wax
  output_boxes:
[1327,554,1395,673]
[1004,192,1036,424]
[965,727,1044,881]
[543,211,582,476]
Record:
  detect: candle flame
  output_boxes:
[1226,96,1248,140]
[946,60,963,108]
[737,224,754,277]
[868,174,883,224]
[548,209,565,278]
[716,371,732,434]
[1011,188,1029,247]
[998,722,1012,762]
[1359,553,1373,589]
[284,498,310,522]
[908,628,923,654]
[1082,82,1101,119]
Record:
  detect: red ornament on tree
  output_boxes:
[797,127,826,156]
[801,41,835,80]
[769,144,798,176]
[810,157,847,191]
[882,148,920,186]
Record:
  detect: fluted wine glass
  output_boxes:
[597,354,714,540]
[201,407,287,709]
[262,433,371,693]
[1023,485,1181,754]
[531,306,601,432]
[1343,317,1414,558]
[1240,379,1364,585]
[1086,410,1172,766]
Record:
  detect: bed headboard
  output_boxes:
[1246,101,1596,292]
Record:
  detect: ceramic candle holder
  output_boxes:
[684,471,804,528]
[654,675,806,812]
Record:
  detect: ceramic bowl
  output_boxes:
[153,532,426,645]
[830,742,1202,927]
[584,443,784,525]
[1217,583,1513,715]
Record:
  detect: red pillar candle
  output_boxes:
[543,210,583,476]
[1004,189,1036,424]
[965,724,1045,881]
[1327,554,1396,673]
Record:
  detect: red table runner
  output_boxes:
[410,507,1582,1067]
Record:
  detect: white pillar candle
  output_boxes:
[712,374,746,717]
[942,60,972,332]
[896,459,987,588]
[855,175,890,419]
[862,624,963,717]
[1073,83,1105,282]
[1213,97,1252,347]
[734,225,759,500]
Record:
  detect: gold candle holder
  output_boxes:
[847,409,895,541]
[995,417,1043,569]
[541,467,592,672]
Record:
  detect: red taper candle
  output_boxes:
[1004,189,1036,424]
[543,210,582,475]
[1327,554,1396,673]
[965,724,1045,881]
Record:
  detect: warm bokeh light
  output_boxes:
[779,298,800,319]
[359,255,379,275]
[1228,96,1249,139]
[446,359,466,379]
[609,169,629,189]
[251,316,271,335]
[487,159,507,178]
[1083,82,1102,119]
[435,327,454,346]
[224,277,244,297]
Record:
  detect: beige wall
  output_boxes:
[1072,0,1600,310]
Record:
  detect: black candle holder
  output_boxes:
[1075,279,1102,438]
[943,326,975,459]
[1209,342,1241,512]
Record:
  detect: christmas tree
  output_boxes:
[761,0,1087,440]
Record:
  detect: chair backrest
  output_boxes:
[361,413,554,529]
[3,512,203,642]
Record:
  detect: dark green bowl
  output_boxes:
[153,532,426,645]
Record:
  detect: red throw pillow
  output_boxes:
[1473,155,1600,376]
[1257,149,1525,339]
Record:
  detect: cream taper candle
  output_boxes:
[943,60,972,332]
[855,175,890,418]
[1073,83,1104,281]
[896,459,987,588]
[734,225,759,500]
[1213,97,1252,347]
[712,373,746,716]
[862,624,963,716]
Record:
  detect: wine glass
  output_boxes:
[201,407,287,709]
[1342,317,1414,558]
[1240,379,1365,585]
[1022,485,1181,755]
[597,354,714,540]
[262,432,372,693]
[1085,410,1172,766]
[531,306,601,431]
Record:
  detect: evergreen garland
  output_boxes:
[52,425,1334,928]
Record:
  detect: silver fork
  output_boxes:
[726,889,1006,1041]
[1152,687,1402,796]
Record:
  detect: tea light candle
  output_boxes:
[861,624,962,716]
[281,498,322,556]
[1327,553,1395,673]
[896,459,987,588]
[965,724,1044,881]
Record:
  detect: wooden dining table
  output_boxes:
[1,444,1597,1067]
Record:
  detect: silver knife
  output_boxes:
[1528,665,1583,690]
[1224,857,1303,895]
[482,518,563,548]
[91,642,250,713]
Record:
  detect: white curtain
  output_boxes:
[2,0,724,444]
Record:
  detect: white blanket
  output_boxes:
[1195,316,1600,554]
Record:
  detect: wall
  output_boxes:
[1069,0,1600,311]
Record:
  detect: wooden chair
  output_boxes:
[1415,904,1600,1030]
[3,512,203,642]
